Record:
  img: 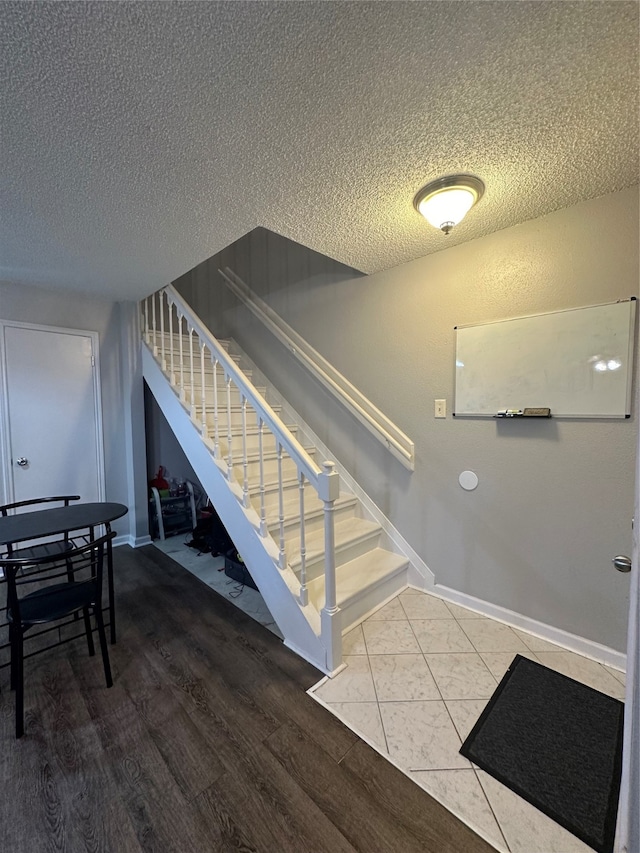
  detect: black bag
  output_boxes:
[224,549,258,590]
[186,508,233,555]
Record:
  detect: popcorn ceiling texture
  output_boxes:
[1,1,638,298]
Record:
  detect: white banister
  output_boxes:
[219,266,415,471]
[141,283,343,669]
[159,284,321,487]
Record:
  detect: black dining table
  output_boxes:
[0,502,128,645]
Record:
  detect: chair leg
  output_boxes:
[83,607,95,657]
[9,623,17,691]
[93,606,113,689]
[14,631,24,739]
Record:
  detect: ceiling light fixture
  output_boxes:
[414,174,485,235]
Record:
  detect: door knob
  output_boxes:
[612,555,632,573]
[15,457,29,467]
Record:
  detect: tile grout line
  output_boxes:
[361,622,391,755]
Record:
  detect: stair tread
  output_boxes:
[308,548,408,608]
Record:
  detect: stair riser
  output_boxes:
[185,386,266,406]
[228,453,310,484]
[156,347,241,368]
[199,407,282,427]
[289,529,382,584]
[170,366,252,382]
[339,571,408,631]
[265,502,357,540]
[153,334,234,354]
[216,429,298,455]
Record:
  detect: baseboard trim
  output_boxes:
[428,583,626,671]
[113,534,153,549]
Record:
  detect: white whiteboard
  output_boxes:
[454,300,636,418]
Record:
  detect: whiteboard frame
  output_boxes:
[453,298,636,419]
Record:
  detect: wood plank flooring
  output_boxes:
[0,544,495,853]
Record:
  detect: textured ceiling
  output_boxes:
[1,1,638,301]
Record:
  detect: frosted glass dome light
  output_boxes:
[414,175,485,235]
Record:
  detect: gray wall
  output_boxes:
[175,188,639,652]
[144,386,203,494]
[0,281,148,542]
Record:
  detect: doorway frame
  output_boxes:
[0,318,106,507]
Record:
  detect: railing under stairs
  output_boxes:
[141,285,343,672]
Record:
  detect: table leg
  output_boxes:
[106,523,116,644]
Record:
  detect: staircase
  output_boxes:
[141,285,412,674]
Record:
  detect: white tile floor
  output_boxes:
[154,539,626,853]
[308,588,627,853]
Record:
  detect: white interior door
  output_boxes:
[1,323,105,507]
[615,423,640,852]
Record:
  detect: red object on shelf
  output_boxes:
[149,466,169,492]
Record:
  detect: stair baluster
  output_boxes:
[199,340,208,439]
[177,310,185,403]
[319,460,342,672]
[188,325,196,419]
[152,293,157,356]
[225,373,233,480]
[277,441,286,569]
[159,291,166,370]
[143,297,149,347]
[241,394,250,507]
[212,356,220,459]
[168,300,175,383]
[258,417,268,536]
[298,472,308,606]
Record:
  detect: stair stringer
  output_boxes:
[142,344,330,672]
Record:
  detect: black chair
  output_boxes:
[1,495,81,560]
[1,531,115,738]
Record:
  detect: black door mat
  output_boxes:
[459,654,624,853]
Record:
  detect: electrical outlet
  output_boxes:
[435,399,446,418]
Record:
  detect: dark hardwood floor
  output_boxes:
[0,544,495,852]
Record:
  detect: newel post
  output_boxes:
[318,460,342,672]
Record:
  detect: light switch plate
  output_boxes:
[435,399,446,418]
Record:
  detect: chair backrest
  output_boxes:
[1,530,116,625]
[0,495,81,517]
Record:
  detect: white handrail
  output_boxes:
[162,284,323,489]
[219,267,415,470]
[141,285,343,671]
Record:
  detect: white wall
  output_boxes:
[0,281,148,544]
[176,187,639,652]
